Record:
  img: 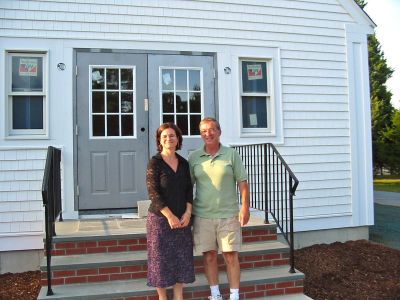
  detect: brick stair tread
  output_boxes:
[38,265,305,300]
[42,240,289,270]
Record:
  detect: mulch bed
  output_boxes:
[1,239,400,299]
[295,239,400,300]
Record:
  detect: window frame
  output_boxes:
[239,58,272,135]
[5,50,49,139]
[159,66,204,137]
[88,65,137,139]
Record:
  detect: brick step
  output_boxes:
[41,241,290,286]
[38,265,305,300]
[50,223,277,256]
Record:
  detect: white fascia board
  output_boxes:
[338,0,376,28]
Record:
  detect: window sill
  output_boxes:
[5,134,49,140]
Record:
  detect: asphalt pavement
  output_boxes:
[373,190,400,207]
[371,190,400,250]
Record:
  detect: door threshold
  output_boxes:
[79,213,140,220]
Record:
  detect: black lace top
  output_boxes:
[146,153,193,218]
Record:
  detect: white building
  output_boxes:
[0,0,375,273]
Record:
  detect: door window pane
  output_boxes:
[241,61,267,93]
[12,96,43,129]
[189,70,201,91]
[93,115,105,136]
[176,92,188,113]
[162,69,174,90]
[241,96,267,128]
[163,114,174,123]
[12,56,43,92]
[107,69,119,90]
[177,115,188,135]
[161,67,203,136]
[175,70,187,90]
[107,115,120,136]
[107,92,119,113]
[121,115,134,136]
[92,68,105,89]
[162,92,174,113]
[189,92,201,113]
[92,92,105,113]
[190,115,201,135]
[121,69,133,90]
[121,92,133,113]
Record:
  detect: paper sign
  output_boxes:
[249,114,258,126]
[247,64,262,80]
[19,58,38,76]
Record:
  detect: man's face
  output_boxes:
[199,121,221,146]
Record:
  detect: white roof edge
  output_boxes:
[338,0,376,28]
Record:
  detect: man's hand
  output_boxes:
[239,206,250,226]
[238,180,250,226]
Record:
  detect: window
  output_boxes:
[240,59,271,133]
[90,66,136,138]
[6,51,48,137]
[160,68,203,136]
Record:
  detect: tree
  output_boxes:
[368,34,394,143]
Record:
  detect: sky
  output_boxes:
[364,0,400,109]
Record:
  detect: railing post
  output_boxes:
[44,203,54,296]
[263,144,269,224]
[289,176,295,273]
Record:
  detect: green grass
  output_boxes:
[373,176,400,193]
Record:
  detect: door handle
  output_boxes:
[144,98,148,111]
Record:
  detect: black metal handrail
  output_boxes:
[41,146,62,296]
[233,143,299,273]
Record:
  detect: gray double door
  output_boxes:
[75,51,215,210]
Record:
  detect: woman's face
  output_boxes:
[160,128,178,151]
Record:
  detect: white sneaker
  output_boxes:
[208,296,223,300]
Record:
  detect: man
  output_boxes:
[188,117,250,300]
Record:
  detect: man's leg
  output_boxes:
[203,250,219,285]
[222,251,240,289]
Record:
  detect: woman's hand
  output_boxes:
[179,211,191,228]
[167,214,181,229]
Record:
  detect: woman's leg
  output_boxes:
[173,283,184,300]
[156,287,168,300]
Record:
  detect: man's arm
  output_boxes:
[238,180,250,226]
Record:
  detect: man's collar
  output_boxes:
[200,144,226,157]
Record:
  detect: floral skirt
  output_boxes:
[146,212,195,288]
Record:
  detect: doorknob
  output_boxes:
[141,127,146,132]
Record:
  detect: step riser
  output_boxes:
[50,227,277,256]
[41,251,289,286]
[95,280,304,300]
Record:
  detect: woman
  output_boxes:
[146,122,195,300]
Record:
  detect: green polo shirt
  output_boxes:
[188,145,248,219]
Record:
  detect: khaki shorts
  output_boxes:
[193,215,242,253]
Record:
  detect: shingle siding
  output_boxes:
[0,0,373,250]
[0,148,47,249]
